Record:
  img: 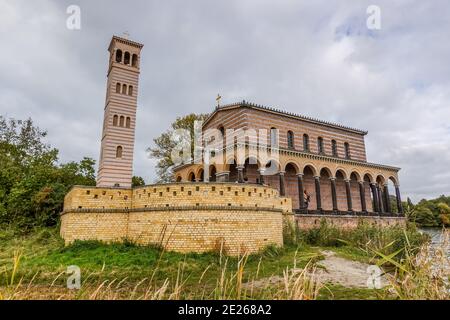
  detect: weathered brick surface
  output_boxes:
[60,183,289,255]
[295,214,406,230]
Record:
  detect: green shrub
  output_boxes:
[296,220,428,259]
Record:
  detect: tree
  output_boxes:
[0,116,96,227]
[132,176,145,187]
[437,203,450,227]
[413,206,437,227]
[148,113,209,182]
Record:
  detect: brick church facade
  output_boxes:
[60,35,405,255]
[174,102,404,216]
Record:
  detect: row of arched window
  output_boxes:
[215,125,352,160]
[116,82,133,96]
[115,50,138,67]
[113,115,131,128]
[272,128,352,159]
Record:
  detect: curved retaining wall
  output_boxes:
[295,214,406,230]
[60,183,291,255]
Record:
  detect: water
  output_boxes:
[419,228,450,258]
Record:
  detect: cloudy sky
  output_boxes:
[1,0,449,202]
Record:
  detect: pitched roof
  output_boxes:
[203,100,368,135]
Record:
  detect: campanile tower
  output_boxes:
[97,35,143,188]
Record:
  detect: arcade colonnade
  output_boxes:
[175,157,404,215]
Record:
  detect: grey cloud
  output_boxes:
[0,0,449,202]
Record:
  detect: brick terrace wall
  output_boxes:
[60,183,290,255]
[61,208,283,255]
[295,214,406,230]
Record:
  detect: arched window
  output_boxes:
[122,84,127,94]
[124,52,131,65]
[116,83,121,93]
[332,140,338,157]
[128,85,133,96]
[126,117,131,128]
[270,127,278,147]
[287,131,294,149]
[113,115,118,126]
[303,134,310,152]
[344,142,351,159]
[119,116,125,127]
[116,50,122,63]
[132,54,138,67]
[317,137,324,154]
[218,126,225,137]
[116,146,123,158]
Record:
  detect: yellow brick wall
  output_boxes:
[63,186,132,211]
[63,183,292,213]
[60,183,288,255]
[60,209,283,255]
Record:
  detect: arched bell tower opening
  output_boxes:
[97,35,144,188]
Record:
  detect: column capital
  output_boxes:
[344,179,351,183]
[314,176,320,180]
[329,177,336,181]
[296,173,304,177]
[278,171,286,176]
[236,165,245,170]
[358,180,364,184]
[216,171,230,176]
[257,168,266,174]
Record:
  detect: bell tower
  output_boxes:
[97,35,144,188]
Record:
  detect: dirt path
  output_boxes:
[310,250,388,288]
[244,250,388,290]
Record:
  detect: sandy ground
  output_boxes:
[244,250,388,290]
[310,250,388,288]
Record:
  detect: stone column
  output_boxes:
[237,166,244,183]
[370,183,380,213]
[384,184,392,213]
[395,185,404,214]
[376,183,386,213]
[330,178,338,212]
[359,181,367,213]
[203,168,210,183]
[314,176,322,211]
[297,173,305,210]
[345,179,353,212]
[279,171,286,197]
[258,169,265,185]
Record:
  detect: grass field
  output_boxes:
[0,223,447,300]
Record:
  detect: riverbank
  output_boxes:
[420,227,450,257]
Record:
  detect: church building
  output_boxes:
[173,102,404,216]
[60,35,405,255]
